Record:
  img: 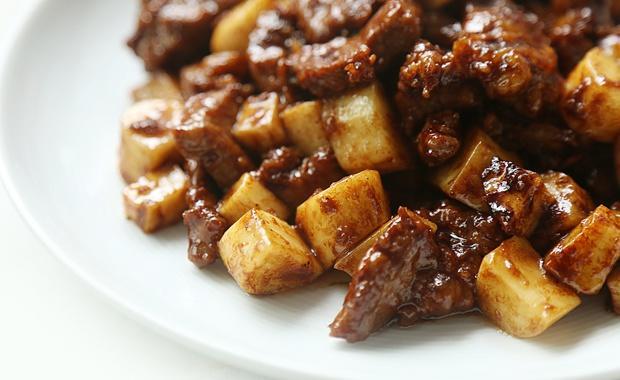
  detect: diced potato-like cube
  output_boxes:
[432,128,520,211]
[210,0,273,53]
[543,205,620,294]
[131,72,183,102]
[123,165,189,233]
[607,266,620,314]
[217,172,289,223]
[280,101,329,155]
[119,99,183,183]
[232,92,287,153]
[218,209,323,295]
[477,237,581,338]
[296,170,391,268]
[322,82,411,174]
[482,157,549,237]
[562,45,620,142]
[531,171,594,250]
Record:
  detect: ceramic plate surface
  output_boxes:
[1,1,618,379]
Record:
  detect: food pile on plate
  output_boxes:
[119,0,620,342]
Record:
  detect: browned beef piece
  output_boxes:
[481,157,549,237]
[257,146,344,208]
[548,7,596,74]
[127,0,241,71]
[292,0,379,43]
[184,158,218,208]
[398,200,505,325]
[247,10,304,95]
[182,159,226,268]
[545,0,619,74]
[452,1,563,116]
[179,51,252,98]
[422,10,462,48]
[288,0,421,97]
[173,89,254,189]
[288,37,377,97]
[416,110,461,167]
[399,270,474,322]
[358,0,422,70]
[184,205,228,268]
[330,207,439,342]
[183,86,245,130]
[395,40,482,133]
[479,110,583,172]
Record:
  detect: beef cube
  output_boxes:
[452,2,563,116]
[127,0,241,71]
[330,207,438,342]
[288,36,377,98]
[288,0,421,97]
[292,0,378,43]
[395,41,482,132]
[482,157,550,237]
[416,111,461,167]
[179,51,250,98]
[184,205,228,268]
[173,89,254,189]
[257,146,344,208]
[247,10,302,94]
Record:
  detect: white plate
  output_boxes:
[0,1,618,379]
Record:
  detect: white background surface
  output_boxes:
[0,1,261,379]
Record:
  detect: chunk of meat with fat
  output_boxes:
[481,157,550,237]
[452,1,563,116]
[127,0,241,71]
[182,159,226,268]
[292,0,378,43]
[289,0,421,97]
[247,9,304,96]
[256,146,345,208]
[399,200,505,324]
[396,40,482,132]
[416,111,461,167]
[173,88,255,190]
[330,207,438,342]
[179,51,252,98]
[184,204,228,268]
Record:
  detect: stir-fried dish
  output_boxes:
[120,0,620,342]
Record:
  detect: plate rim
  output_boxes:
[0,2,619,380]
